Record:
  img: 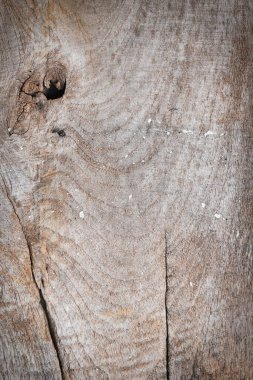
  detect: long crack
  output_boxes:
[165,232,170,380]
[0,173,65,379]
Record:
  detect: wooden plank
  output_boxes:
[0,1,252,378]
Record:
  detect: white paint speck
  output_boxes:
[79,211,85,219]
[20,146,23,150]
[132,162,135,165]
[214,213,221,219]
[129,194,132,200]
[141,160,145,163]
[236,230,240,238]
[190,281,193,287]
[143,136,146,139]
[125,154,128,158]
[204,130,216,137]
[182,129,193,134]
[147,118,152,124]
[166,131,170,135]
[201,203,206,208]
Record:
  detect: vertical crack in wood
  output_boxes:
[165,232,170,379]
[0,173,65,379]
[37,288,65,380]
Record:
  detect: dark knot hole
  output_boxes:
[43,80,66,100]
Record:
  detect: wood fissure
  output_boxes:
[0,173,64,380]
[38,289,65,380]
[165,232,170,380]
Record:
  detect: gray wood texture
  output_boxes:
[0,1,252,379]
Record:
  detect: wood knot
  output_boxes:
[8,62,67,135]
[43,64,66,100]
[52,127,66,137]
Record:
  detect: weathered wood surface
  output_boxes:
[0,1,252,379]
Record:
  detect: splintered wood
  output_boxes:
[0,1,252,379]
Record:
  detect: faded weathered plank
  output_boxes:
[0,1,252,379]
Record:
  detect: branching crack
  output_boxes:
[0,173,65,379]
[165,232,170,380]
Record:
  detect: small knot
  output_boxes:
[52,127,66,137]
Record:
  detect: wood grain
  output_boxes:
[0,1,252,379]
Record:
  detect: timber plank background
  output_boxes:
[0,1,252,379]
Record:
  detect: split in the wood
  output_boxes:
[165,232,170,379]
